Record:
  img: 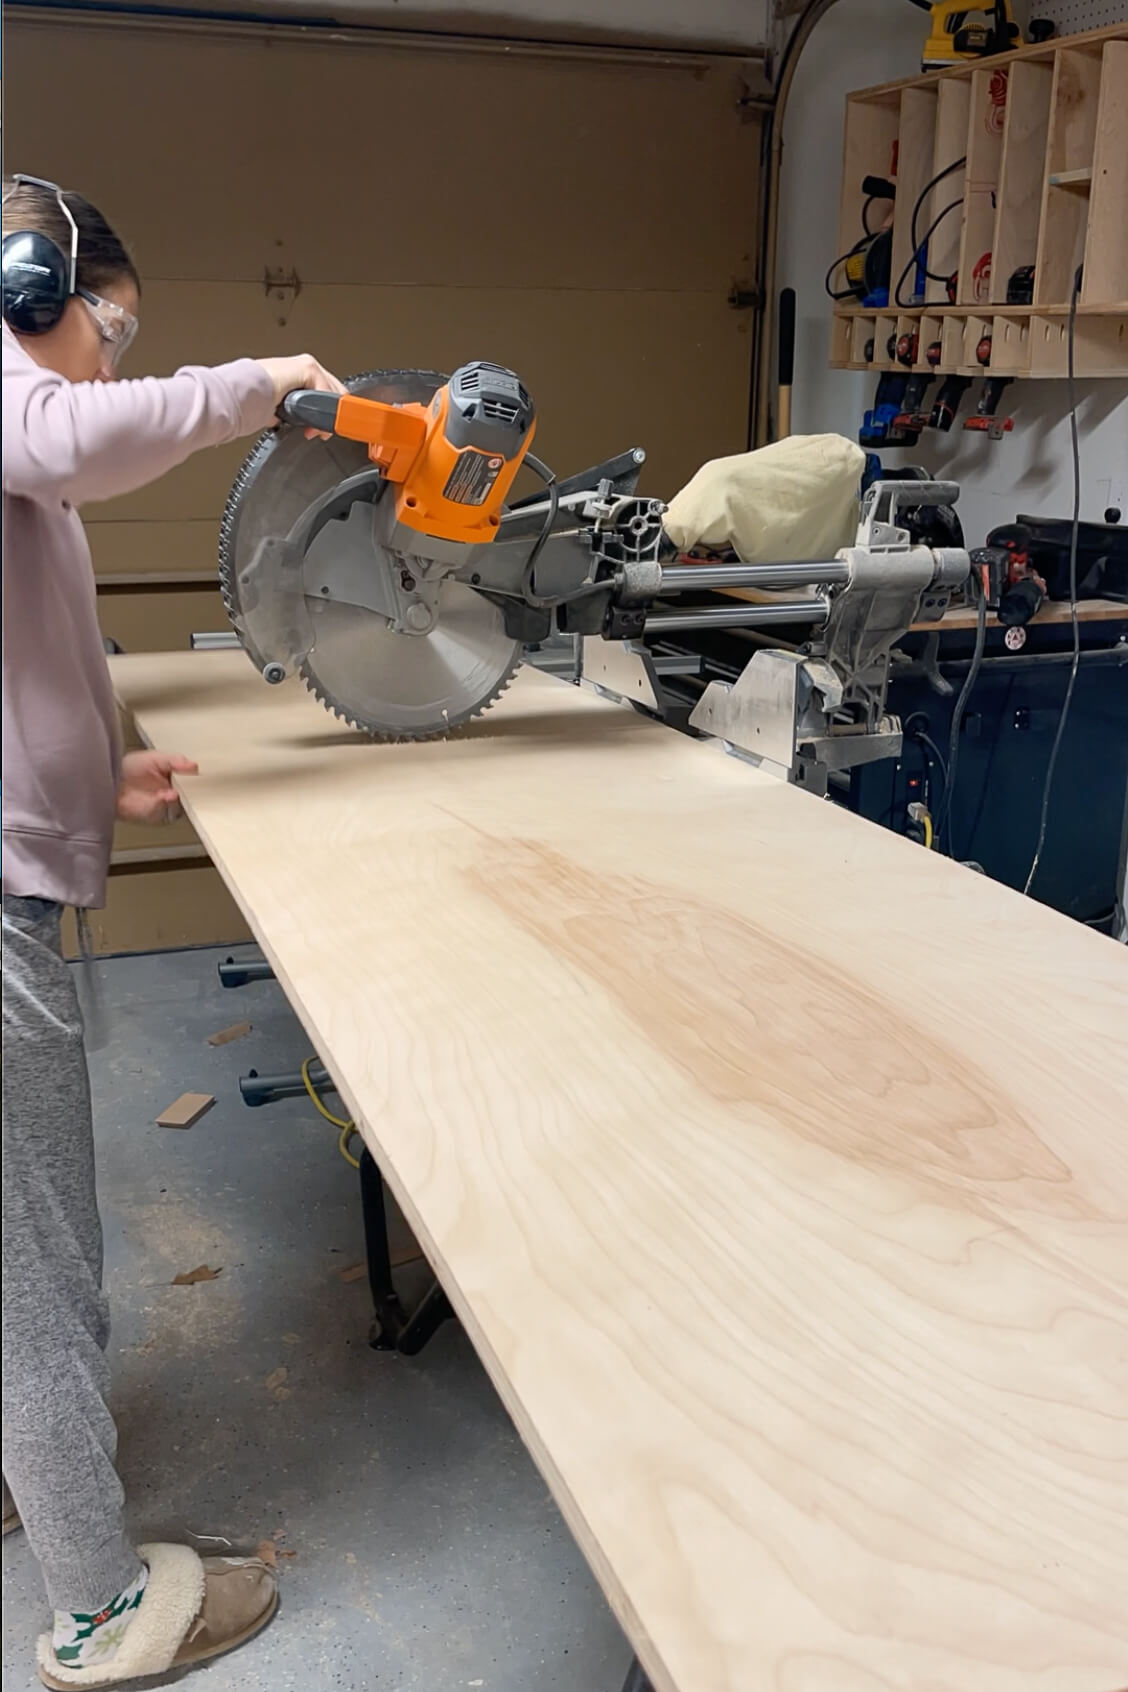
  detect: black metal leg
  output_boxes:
[218,956,276,989]
[239,1064,327,1107]
[358,1147,453,1355]
[235,1061,452,1355]
[621,1657,655,1692]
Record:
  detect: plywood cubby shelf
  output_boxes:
[829,23,1128,379]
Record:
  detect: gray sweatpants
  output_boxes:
[2,894,143,1611]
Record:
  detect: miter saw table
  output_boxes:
[207,360,971,794]
[111,646,1128,1692]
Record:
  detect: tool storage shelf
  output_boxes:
[828,23,1128,379]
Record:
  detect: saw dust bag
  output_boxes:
[663,433,866,563]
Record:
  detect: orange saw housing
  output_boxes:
[329,362,536,545]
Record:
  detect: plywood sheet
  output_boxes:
[113,650,1128,1692]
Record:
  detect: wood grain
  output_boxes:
[113,651,1128,1692]
[991,59,1054,305]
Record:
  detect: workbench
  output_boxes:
[114,651,1128,1692]
[666,589,1128,920]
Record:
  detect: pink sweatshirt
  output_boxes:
[2,325,276,909]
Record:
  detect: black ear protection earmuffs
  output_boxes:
[2,174,79,336]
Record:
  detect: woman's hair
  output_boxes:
[2,177,140,297]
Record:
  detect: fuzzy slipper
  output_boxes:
[37,1542,277,1689]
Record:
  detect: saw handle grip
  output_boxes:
[278,389,342,432]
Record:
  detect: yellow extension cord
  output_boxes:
[301,1056,361,1169]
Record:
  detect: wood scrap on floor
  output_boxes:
[338,1244,423,1283]
[207,1020,252,1046]
[264,1367,291,1401]
[171,1264,223,1285]
[156,1091,215,1128]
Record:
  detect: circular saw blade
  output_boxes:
[218,369,523,740]
[301,586,521,738]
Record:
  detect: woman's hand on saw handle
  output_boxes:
[257,355,346,437]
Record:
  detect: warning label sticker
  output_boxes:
[443,450,504,507]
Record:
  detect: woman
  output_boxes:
[2,174,344,1688]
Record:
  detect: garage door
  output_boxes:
[5,10,766,949]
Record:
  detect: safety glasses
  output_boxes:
[79,287,139,371]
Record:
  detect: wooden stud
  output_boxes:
[924,77,971,305]
[835,94,900,277]
[1082,41,1128,308]
[991,59,1054,304]
[1045,46,1104,176]
[940,312,967,370]
[1034,46,1104,307]
[890,86,938,309]
[957,64,1009,308]
[988,315,1030,373]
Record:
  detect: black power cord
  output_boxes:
[893,200,963,307]
[893,155,967,308]
[519,452,560,605]
[1022,266,1084,897]
[937,573,988,858]
[902,711,950,822]
[517,453,608,613]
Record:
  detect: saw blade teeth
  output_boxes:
[297,654,520,742]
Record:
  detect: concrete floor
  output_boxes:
[2,946,625,1690]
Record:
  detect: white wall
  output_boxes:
[776,0,1128,545]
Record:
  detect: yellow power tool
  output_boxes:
[921,1,1021,68]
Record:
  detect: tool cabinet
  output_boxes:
[828,23,1128,379]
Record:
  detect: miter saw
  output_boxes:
[218,362,970,784]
